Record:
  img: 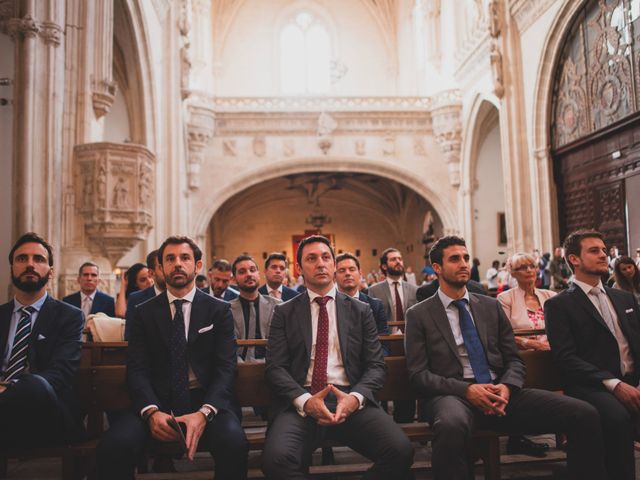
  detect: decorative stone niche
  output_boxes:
[74,142,156,266]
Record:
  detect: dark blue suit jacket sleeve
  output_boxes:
[94,291,115,317]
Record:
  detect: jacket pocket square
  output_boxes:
[626,308,634,313]
[198,324,214,334]
[37,334,46,340]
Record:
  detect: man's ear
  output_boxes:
[432,263,441,276]
[196,259,203,272]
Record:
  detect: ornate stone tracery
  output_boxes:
[186,102,215,190]
[432,90,463,187]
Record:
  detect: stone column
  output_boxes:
[431,89,462,188]
[186,102,215,191]
[91,0,116,118]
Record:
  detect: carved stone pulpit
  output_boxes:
[74,142,156,266]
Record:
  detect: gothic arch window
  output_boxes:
[279,11,331,94]
[551,0,640,149]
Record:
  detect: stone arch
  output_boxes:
[192,157,458,240]
[110,0,157,149]
[460,94,503,263]
[531,0,587,248]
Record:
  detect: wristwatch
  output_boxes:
[198,405,215,422]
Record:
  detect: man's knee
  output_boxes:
[386,434,414,468]
[432,413,472,447]
[261,444,302,478]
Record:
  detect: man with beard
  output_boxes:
[405,236,607,480]
[204,259,239,301]
[229,255,279,363]
[262,235,413,480]
[0,232,85,450]
[367,247,418,422]
[124,249,166,340]
[546,230,640,480]
[97,236,248,480]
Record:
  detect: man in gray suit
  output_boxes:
[368,247,418,422]
[405,236,607,480]
[262,235,413,480]
[229,255,279,363]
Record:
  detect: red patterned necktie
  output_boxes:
[311,296,331,394]
[393,281,405,332]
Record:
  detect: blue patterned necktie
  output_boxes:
[3,306,36,382]
[452,299,492,384]
[170,299,190,415]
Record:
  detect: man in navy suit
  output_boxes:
[203,259,239,301]
[335,252,389,355]
[0,233,85,449]
[546,230,640,480]
[63,261,115,318]
[124,250,166,341]
[97,236,248,479]
[258,252,299,301]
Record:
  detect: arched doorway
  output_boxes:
[206,172,443,281]
[550,0,640,253]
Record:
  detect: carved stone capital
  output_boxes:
[92,79,117,118]
[5,14,39,40]
[40,21,62,46]
[74,142,156,266]
[431,91,462,187]
[186,103,215,190]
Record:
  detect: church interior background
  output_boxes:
[1,0,640,301]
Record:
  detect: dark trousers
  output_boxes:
[423,388,607,480]
[96,401,248,480]
[0,374,79,450]
[568,387,637,480]
[262,401,413,480]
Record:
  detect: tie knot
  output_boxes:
[590,286,603,297]
[452,299,468,311]
[173,299,185,311]
[20,306,35,316]
[314,296,331,307]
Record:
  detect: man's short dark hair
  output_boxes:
[429,236,467,266]
[379,247,400,268]
[563,229,604,272]
[336,252,360,270]
[9,232,54,266]
[146,250,160,270]
[78,261,99,276]
[232,254,257,276]
[196,274,207,282]
[158,236,202,264]
[265,252,288,269]
[296,235,335,265]
[210,259,232,272]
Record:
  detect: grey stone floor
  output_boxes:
[7,434,638,479]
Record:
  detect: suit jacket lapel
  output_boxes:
[382,282,393,315]
[29,296,55,367]
[297,293,313,358]
[0,300,14,357]
[431,297,460,360]
[402,281,413,308]
[569,284,613,335]
[258,297,272,338]
[468,294,489,352]
[230,299,244,339]
[154,293,172,349]
[188,290,208,344]
[606,287,640,357]
[335,293,350,362]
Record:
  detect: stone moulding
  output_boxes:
[74,142,156,266]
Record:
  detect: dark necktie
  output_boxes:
[452,299,492,384]
[3,306,35,382]
[393,281,404,331]
[170,299,190,415]
[311,296,331,394]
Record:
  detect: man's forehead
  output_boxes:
[269,259,286,267]
[212,269,231,277]
[302,242,331,255]
[14,242,48,257]
[237,260,257,271]
[581,237,605,249]
[164,243,193,255]
[337,259,358,269]
[80,266,99,275]
[443,245,468,257]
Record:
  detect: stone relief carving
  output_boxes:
[223,140,237,156]
[253,136,266,157]
[487,0,504,99]
[317,112,337,136]
[431,90,463,187]
[413,137,427,156]
[186,102,215,190]
[39,21,62,46]
[283,139,295,157]
[179,0,193,99]
[355,139,366,156]
[74,142,156,266]
[383,136,395,156]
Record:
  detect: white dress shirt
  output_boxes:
[437,288,497,381]
[386,277,405,311]
[293,286,364,416]
[573,279,635,391]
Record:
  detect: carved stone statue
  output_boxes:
[112,177,129,208]
[96,166,107,205]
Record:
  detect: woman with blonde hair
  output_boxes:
[497,252,557,457]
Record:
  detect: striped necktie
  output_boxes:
[3,306,36,382]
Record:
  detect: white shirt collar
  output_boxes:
[82,290,97,301]
[307,285,337,303]
[437,287,470,309]
[386,277,402,288]
[166,285,197,305]
[153,285,164,296]
[573,278,604,296]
